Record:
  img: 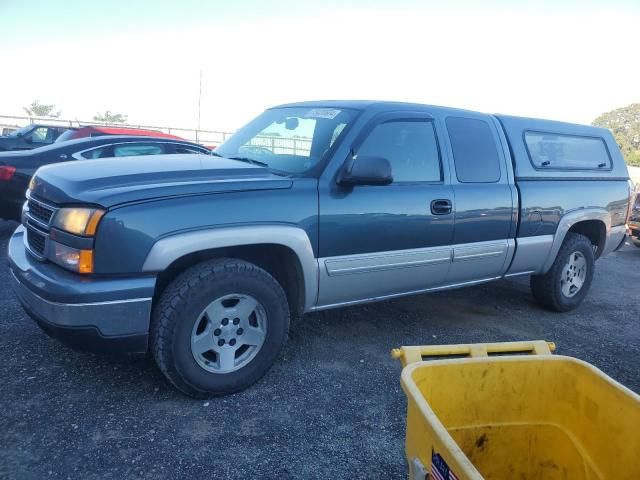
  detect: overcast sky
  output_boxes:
[1,0,638,131]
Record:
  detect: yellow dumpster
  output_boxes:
[392,341,640,480]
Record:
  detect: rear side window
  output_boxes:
[524,132,611,170]
[113,144,164,157]
[81,146,112,159]
[357,120,441,182]
[446,117,501,183]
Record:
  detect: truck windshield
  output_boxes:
[214,107,355,174]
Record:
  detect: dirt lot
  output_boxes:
[1,218,638,479]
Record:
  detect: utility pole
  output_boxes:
[196,69,203,143]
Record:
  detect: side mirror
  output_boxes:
[338,155,393,186]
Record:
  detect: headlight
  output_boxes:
[52,208,105,236]
[50,241,94,274]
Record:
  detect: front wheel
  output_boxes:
[530,232,595,312]
[150,258,290,397]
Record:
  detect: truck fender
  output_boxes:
[141,225,319,310]
[542,208,611,273]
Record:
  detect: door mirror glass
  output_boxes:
[338,155,393,186]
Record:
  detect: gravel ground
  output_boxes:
[0,218,638,479]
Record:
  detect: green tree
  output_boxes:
[23,100,61,118]
[93,110,128,123]
[592,103,640,167]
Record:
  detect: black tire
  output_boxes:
[631,236,640,248]
[150,258,290,398]
[530,232,595,312]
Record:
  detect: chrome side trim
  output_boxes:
[11,271,152,336]
[317,245,452,306]
[311,276,500,312]
[453,240,508,262]
[324,246,450,276]
[503,270,535,278]
[142,225,319,311]
[507,235,554,275]
[446,239,512,284]
[542,208,610,272]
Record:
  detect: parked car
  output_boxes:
[0,124,71,151]
[629,191,640,247]
[8,101,634,397]
[0,135,210,221]
[55,125,185,142]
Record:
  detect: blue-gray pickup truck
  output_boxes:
[8,101,634,396]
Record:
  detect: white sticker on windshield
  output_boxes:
[304,108,341,119]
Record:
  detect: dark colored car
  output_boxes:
[0,124,71,151]
[56,125,185,143]
[0,135,210,220]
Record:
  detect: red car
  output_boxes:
[56,125,185,143]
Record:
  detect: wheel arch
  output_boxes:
[542,208,610,273]
[143,226,318,314]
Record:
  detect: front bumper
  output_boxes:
[8,225,156,354]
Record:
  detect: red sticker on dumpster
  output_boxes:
[431,450,459,480]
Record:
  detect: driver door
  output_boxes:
[317,112,454,307]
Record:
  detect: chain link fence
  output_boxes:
[0,114,235,147]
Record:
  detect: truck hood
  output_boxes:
[30,154,293,207]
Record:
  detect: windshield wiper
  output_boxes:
[227,156,269,168]
[210,151,224,157]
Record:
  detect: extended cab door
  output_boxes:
[317,112,454,307]
[442,114,517,284]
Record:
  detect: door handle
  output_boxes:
[430,199,452,215]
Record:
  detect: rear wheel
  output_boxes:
[150,258,290,397]
[530,233,595,312]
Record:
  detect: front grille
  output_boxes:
[28,198,55,225]
[24,195,58,260]
[27,228,46,255]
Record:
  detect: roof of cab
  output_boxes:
[275,100,627,178]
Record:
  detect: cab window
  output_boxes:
[356,120,441,183]
[113,144,165,157]
[446,117,502,183]
[524,132,611,170]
